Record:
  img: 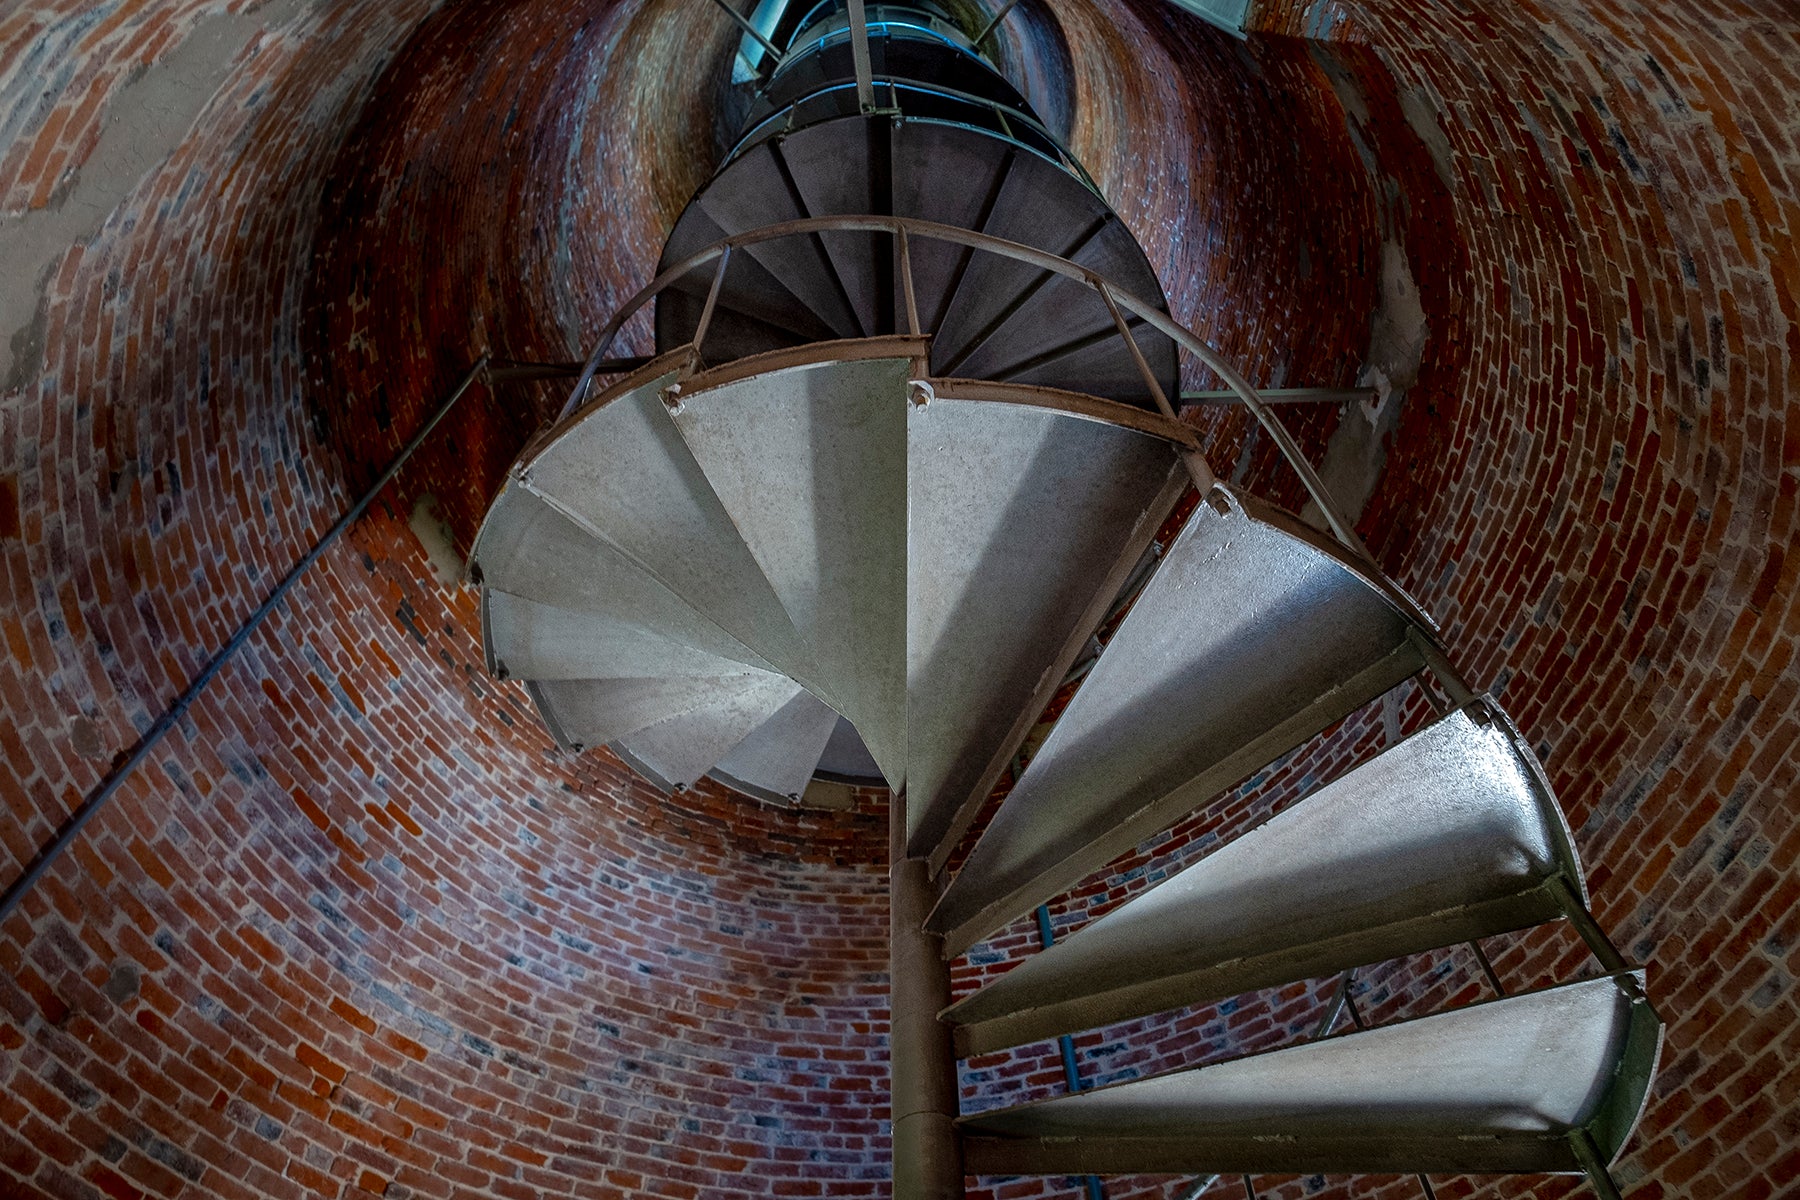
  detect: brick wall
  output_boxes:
[958,1,1798,1199]
[1,0,1795,1197]
[0,3,894,1199]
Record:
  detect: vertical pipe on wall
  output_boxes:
[891,791,963,1199]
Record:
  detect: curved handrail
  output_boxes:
[565,214,1436,632]
[730,78,1090,188]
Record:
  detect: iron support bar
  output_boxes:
[1407,627,1477,708]
[974,0,1025,48]
[1567,1129,1626,1200]
[1032,904,1106,1200]
[1097,278,1217,493]
[1179,387,1378,408]
[703,0,785,63]
[1469,939,1507,996]
[0,356,492,926]
[898,226,922,337]
[689,246,734,369]
[1313,969,1356,1038]
[1549,876,1631,976]
[847,0,876,109]
[488,357,648,383]
[891,794,962,1199]
[1343,989,1367,1030]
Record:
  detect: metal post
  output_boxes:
[1567,1129,1627,1200]
[1406,628,1477,709]
[1343,989,1367,1030]
[897,225,922,337]
[1549,877,1631,975]
[703,0,785,64]
[1179,387,1378,408]
[1312,969,1355,1038]
[974,0,1025,49]
[1468,939,1507,996]
[1097,279,1216,493]
[847,0,875,109]
[488,356,650,384]
[0,357,492,925]
[1096,279,1172,418]
[891,792,962,1200]
[690,246,734,366]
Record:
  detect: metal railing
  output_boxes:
[729,78,1093,188]
[564,213,1438,630]
[0,358,496,925]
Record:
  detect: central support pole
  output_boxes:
[891,791,963,1199]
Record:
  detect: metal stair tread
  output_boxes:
[514,368,829,702]
[610,673,806,792]
[942,698,1590,1057]
[903,393,1187,860]
[481,588,777,682]
[527,671,788,753]
[471,485,775,675]
[710,688,845,804]
[959,972,1663,1177]
[929,485,1431,956]
[666,354,912,785]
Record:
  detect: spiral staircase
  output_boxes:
[469,3,1662,1196]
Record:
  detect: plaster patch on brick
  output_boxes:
[408,493,465,588]
[1397,84,1455,194]
[0,0,311,389]
[1303,238,1426,530]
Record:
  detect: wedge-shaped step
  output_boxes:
[710,689,843,805]
[472,484,772,676]
[612,674,804,792]
[686,138,866,339]
[482,590,768,682]
[527,672,785,753]
[961,973,1663,1177]
[943,699,1585,1056]
[510,369,823,699]
[930,487,1430,956]
[905,389,1186,861]
[668,354,910,784]
[658,201,844,357]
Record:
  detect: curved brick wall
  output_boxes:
[0,5,892,1200]
[958,3,1799,1200]
[1,1,1794,1200]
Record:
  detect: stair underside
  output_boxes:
[472,344,1193,812]
[472,345,1656,1189]
[656,117,1179,406]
